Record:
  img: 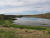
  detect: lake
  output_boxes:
[13,17,50,27]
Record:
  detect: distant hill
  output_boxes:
[0,13,50,19]
[22,13,50,19]
[32,13,50,19]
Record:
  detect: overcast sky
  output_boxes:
[0,0,49,15]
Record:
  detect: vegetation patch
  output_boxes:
[42,24,48,25]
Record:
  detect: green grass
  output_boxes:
[42,24,48,25]
[0,27,50,38]
[0,20,12,27]
[9,24,47,30]
[0,30,16,38]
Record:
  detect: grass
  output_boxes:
[0,19,50,38]
[6,24,50,34]
[0,29,16,38]
[0,27,50,38]
[42,24,48,25]
[9,24,47,30]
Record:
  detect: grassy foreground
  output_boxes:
[0,25,50,38]
[0,20,50,38]
[0,27,50,38]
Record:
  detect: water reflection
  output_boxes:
[13,17,50,26]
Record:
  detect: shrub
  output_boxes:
[3,20,12,27]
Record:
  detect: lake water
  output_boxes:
[13,17,50,27]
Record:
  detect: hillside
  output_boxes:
[0,13,50,19]
[32,13,50,19]
[22,13,50,19]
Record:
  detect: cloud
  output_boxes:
[0,0,23,6]
[0,7,33,14]
[0,0,49,15]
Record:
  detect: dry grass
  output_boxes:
[0,27,50,38]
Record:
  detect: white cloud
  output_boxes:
[0,7,33,14]
[0,0,49,14]
[0,0,23,6]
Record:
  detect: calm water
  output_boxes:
[13,17,50,26]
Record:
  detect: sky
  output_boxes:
[0,0,49,15]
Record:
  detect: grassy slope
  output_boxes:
[0,13,50,19]
[32,13,50,19]
[22,13,50,19]
[0,27,50,38]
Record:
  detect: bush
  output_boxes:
[3,20,12,27]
